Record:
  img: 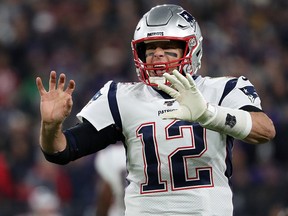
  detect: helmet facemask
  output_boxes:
[132,36,202,86]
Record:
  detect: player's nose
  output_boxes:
[153,47,165,58]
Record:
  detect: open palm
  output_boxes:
[36,71,75,125]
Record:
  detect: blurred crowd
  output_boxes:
[0,0,287,215]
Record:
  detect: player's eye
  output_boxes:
[145,52,154,57]
[164,51,178,57]
[145,51,178,58]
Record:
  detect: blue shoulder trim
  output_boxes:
[218,78,238,106]
[108,82,122,130]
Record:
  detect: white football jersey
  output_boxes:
[95,144,126,216]
[77,75,261,216]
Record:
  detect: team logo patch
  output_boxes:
[225,114,236,128]
[178,10,196,29]
[239,86,259,103]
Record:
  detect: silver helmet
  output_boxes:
[131,4,203,86]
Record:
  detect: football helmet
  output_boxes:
[131,4,203,86]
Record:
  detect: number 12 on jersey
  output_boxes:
[136,120,214,194]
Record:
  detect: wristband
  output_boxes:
[198,104,252,140]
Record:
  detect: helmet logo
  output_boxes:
[147,32,164,37]
[178,11,196,29]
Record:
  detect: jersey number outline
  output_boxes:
[136,120,214,194]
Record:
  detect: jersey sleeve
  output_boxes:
[220,76,262,110]
[76,81,115,131]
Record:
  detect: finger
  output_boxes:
[185,73,197,90]
[158,83,180,98]
[49,71,57,91]
[58,73,66,90]
[65,80,76,95]
[35,77,47,96]
[162,73,183,91]
[66,97,73,111]
[172,70,190,89]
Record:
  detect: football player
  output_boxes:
[36,4,275,215]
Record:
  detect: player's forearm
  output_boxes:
[243,112,276,144]
[199,104,275,144]
[39,121,67,154]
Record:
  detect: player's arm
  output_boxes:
[158,70,276,145]
[42,121,122,165]
[36,71,122,164]
[243,111,275,144]
[36,71,75,154]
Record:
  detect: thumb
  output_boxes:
[160,109,181,119]
[160,107,191,119]
[160,106,192,121]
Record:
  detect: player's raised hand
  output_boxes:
[158,69,207,122]
[36,71,75,126]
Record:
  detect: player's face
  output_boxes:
[145,41,183,77]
